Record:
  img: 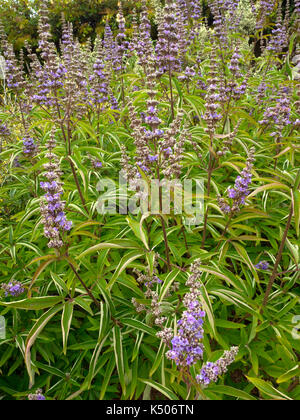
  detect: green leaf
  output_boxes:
[25,304,64,387]
[149,340,166,377]
[126,215,149,250]
[0,296,63,310]
[112,326,126,396]
[87,333,110,390]
[215,319,246,329]
[138,379,178,400]
[122,318,156,337]
[99,356,116,400]
[246,377,293,400]
[159,269,181,302]
[61,301,74,355]
[78,239,141,258]
[209,385,257,400]
[277,365,300,384]
[106,250,144,290]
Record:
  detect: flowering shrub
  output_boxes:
[0,0,299,401]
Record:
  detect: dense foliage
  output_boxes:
[0,0,140,51]
[0,0,299,401]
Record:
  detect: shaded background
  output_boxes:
[0,0,297,53]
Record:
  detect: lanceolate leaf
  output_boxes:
[112,326,126,396]
[246,377,293,400]
[61,301,74,355]
[0,296,63,310]
[138,379,177,400]
[78,239,141,258]
[106,250,144,290]
[25,304,64,387]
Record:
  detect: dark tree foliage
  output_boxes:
[0,0,139,51]
[0,0,297,52]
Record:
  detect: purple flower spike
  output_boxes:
[196,347,239,387]
[162,260,206,367]
[218,148,255,215]
[40,134,72,249]
[255,261,269,270]
[22,134,38,157]
[93,160,103,169]
[1,281,25,297]
[28,389,46,401]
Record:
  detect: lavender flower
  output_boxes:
[92,160,103,169]
[22,133,38,157]
[103,23,117,70]
[156,0,181,76]
[0,121,10,137]
[0,29,26,92]
[40,134,72,249]
[115,2,129,73]
[259,86,291,137]
[189,0,203,20]
[132,255,168,327]
[228,47,242,77]
[136,0,154,68]
[267,7,288,54]
[13,157,21,168]
[176,3,188,63]
[178,66,196,82]
[209,0,228,47]
[255,261,269,270]
[203,47,222,135]
[218,148,255,214]
[89,57,109,108]
[28,389,46,401]
[196,347,239,386]
[256,82,267,104]
[256,0,276,31]
[159,260,206,367]
[1,281,25,297]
